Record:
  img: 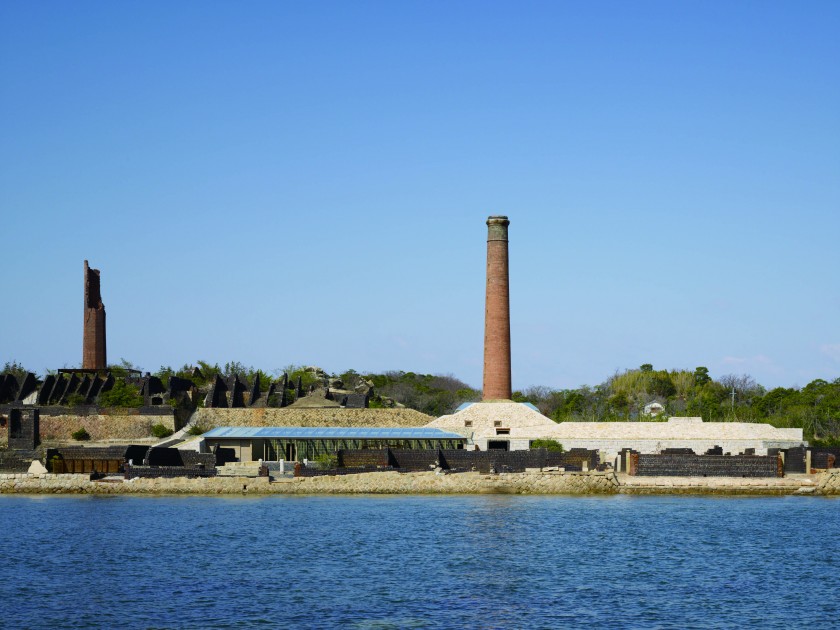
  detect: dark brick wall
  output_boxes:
[8,408,39,450]
[0,449,36,473]
[181,451,216,469]
[439,449,589,473]
[124,465,216,479]
[633,453,781,477]
[344,394,369,408]
[783,447,807,473]
[338,449,390,468]
[390,449,440,471]
[296,466,396,478]
[335,448,600,474]
[812,450,838,470]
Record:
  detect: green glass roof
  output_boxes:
[202,426,465,440]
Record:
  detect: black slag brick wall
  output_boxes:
[634,454,780,477]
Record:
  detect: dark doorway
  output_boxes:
[487,440,509,451]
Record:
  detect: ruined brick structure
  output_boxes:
[82,260,107,370]
[483,216,512,400]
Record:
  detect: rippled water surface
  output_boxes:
[0,494,837,628]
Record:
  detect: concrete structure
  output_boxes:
[483,216,512,401]
[427,403,805,460]
[82,260,106,370]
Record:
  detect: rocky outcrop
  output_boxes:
[815,470,840,496]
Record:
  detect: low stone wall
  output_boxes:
[619,473,834,496]
[0,470,619,495]
[2,470,837,496]
[190,407,434,429]
[38,414,175,442]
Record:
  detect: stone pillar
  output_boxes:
[82,260,107,370]
[483,216,512,400]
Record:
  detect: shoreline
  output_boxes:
[2,470,838,497]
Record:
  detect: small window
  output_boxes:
[464,420,473,427]
[494,420,502,427]
[496,428,510,435]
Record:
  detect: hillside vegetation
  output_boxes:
[4,359,838,442]
[512,365,840,444]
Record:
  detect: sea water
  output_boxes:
[0,495,837,628]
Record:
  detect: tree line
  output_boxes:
[3,359,838,443]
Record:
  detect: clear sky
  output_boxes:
[1,1,838,391]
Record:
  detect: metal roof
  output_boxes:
[202,426,466,440]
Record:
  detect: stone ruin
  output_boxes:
[0,369,198,412]
[82,260,107,370]
[0,365,377,423]
[199,367,374,409]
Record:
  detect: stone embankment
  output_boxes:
[2,470,838,496]
[617,474,823,496]
[190,408,434,429]
[815,470,840,496]
[38,414,175,442]
[0,470,617,495]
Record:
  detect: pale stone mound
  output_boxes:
[28,460,48,474]
[287,388,342,408]
[428,401,557,435]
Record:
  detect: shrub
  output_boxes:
[98,379,143,408]
[72,428,91,441]
[530,439,564,452]
[187,424,208,436]
[314,453,338,470]
[66,393,87,408]
[811,436,840,448]
[151,423,174,439]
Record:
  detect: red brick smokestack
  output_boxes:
[82,260,107,370]
[483,216,511,400]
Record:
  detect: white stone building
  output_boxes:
[426,402,804,461]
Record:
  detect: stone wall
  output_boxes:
[191,407,434,429]
[2,470,837,496]
[37,414,175,442]
[0,470,619,495]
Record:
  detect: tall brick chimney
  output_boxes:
[82,260,107,370]
[483,216,511,400]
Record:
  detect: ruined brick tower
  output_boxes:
[483,216,512,400]
[82,260,107,370]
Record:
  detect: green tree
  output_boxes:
[2,360,31,381]
[99,379,144,408]
[693,366,711,386]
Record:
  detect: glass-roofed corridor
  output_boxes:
[202,427,467,462]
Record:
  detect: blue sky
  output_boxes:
[1,1,838,390]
